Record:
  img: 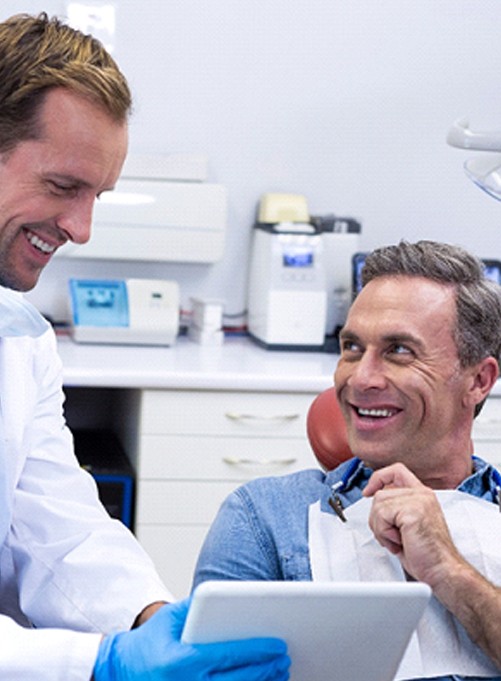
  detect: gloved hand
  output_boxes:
[93,598,290,681]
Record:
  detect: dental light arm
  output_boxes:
[447,118,501,201]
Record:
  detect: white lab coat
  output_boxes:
[0,329,172,680]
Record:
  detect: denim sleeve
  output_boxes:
[191,486,283,590]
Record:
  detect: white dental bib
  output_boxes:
[308,490,501,679]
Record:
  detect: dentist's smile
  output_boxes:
[24,228,59,255]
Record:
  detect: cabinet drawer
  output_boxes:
[136,480,238,524]
[138,435,317,479]
[140,389,315,437]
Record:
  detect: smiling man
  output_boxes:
[335,269,495,487]
[0,12,290,681]
[194,240,501,680]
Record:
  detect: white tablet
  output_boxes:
[182,580,431,681]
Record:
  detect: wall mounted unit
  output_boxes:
[55,155,228,263]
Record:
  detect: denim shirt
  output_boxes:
[192,456,501,681]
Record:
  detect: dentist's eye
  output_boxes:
[48,180,77,197]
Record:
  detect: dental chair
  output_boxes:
[306,387,353,470]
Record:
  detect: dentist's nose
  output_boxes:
[56,197,95,244]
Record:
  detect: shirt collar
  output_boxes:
[322,455,501,512]
[461,456,501,504]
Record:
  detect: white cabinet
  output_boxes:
[134,389,319,598]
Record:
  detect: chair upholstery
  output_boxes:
[306,387,353,470]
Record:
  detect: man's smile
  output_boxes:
[356,406,400,418]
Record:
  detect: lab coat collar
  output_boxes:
[0,286,49,338]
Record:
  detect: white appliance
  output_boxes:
[319,215,361,336]
[247,222,327,350]
[69,278,179,346]
[55,154,228,263]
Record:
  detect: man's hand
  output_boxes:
[363,462,501,669]
[363,463,462,587]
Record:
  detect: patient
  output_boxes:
[193,240,501,681]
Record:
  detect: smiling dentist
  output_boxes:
[0,12,290,681]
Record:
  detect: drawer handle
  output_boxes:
[224,412,300,422]
[223,456,298,467]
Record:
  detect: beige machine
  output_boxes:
[247,194,327,350]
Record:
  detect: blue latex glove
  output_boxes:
[93,598,290,681]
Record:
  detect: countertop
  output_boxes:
[57,333,337,393]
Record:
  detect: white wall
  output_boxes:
[3,1,501,322]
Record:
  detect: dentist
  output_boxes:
[0,12,289,681]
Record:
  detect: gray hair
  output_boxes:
[362,240,501,391]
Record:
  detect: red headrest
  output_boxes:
[306,387,353,470]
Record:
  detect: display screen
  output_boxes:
[69,279,129,327]
[283,249,314,267]
[483,259,501,284]
[352,252,368,296]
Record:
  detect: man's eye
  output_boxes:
[340,339,361,354]
[390,344,413,356]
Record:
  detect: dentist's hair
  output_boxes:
[0,12,131,154]
[361,240,501,375]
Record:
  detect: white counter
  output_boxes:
[57,334,338,393]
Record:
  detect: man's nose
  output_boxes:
[349,351,387,391]
[56,197,94,244]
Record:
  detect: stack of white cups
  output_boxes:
[188,297,224,345]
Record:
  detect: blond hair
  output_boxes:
[0,12,131,152]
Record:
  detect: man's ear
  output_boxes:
[465,356,499,409]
